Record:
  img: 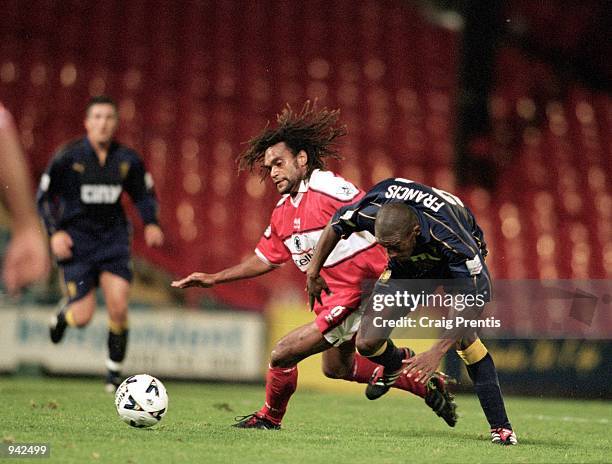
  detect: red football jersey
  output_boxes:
[255,169,388,314]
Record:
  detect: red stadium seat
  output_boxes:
[0,0,609,311]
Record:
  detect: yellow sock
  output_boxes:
[64,309,77,327]
[108,320,128,335]
[456,338,488,365]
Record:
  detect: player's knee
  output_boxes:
[107,301,128,324]
[270,340,295,368]
[108,309,128,326]
[72,312,93,327]
[68,300,95,327]
[355,338,383,357]
[106,294,128,311]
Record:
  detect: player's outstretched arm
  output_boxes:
[171,253,275,289]
[306,221,340,309]
[0,103,50,295]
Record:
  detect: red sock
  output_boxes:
[346,353,379,383]
[347,353,426,398]
[257,365,298,425]
[394,368,426,398]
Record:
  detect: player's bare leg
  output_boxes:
[269,321,331,368]
[49,289,96,343]
[234,321,330,429]
[100,272,130,392]
[356,314,458,427]
[354,291,422,399]
[356,332,413,398]
[321,339,428,399]
[320,339,356,379]
[455,332,516,445]
[355,334,457,426]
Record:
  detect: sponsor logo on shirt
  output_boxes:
[80,184,122,204]
[293,252,313,268]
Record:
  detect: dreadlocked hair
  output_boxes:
[237,101,347,178]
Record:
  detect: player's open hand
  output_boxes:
[145,224,164,247]
[171,272,216,289]
[2,226,50,296]
[306,272,331,310]
[403,347,446,384]
[50,230,74,260]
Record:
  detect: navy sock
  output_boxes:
[367,339,406,372]
[108,329,129,363]
[466,353,511,429]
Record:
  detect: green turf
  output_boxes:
[1,377,610,463]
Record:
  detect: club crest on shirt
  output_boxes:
[379,269,392,283]
[293,218,301,230]
[294,235,302,252]
[72,163,85,173]
[120,162,130,179]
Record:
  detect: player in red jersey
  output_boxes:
[172,103,456,429]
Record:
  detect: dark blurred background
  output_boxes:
[0,0,609,394]
[1,0,609,308]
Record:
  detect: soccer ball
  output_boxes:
[115,374,168,428]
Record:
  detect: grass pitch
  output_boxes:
[2,377,610,463]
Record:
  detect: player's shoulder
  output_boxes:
[51,138,85,164]
[308,169,361,202]
[373,176,419,190]
[369,177,436,197]
[114,142,142,162]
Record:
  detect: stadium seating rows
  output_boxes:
[0,0,609,314]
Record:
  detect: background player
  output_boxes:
[172,103,456,429]
[38,95,164,391]
[307,177,517,445]
[0,102,50,295]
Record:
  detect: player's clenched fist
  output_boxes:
[144,224,164,247]
[50,230,74,260]
[171,272,216,288]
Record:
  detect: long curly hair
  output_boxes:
[237,101,347,178]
